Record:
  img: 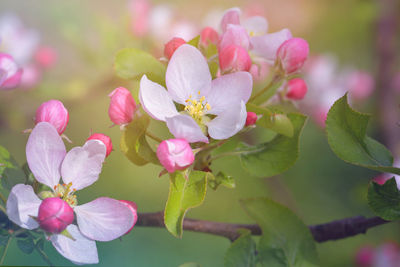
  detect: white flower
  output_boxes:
[139,44,253,143]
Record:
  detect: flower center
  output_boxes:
[53,182,78,206]
[184,92,211,124]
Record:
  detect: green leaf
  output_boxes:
[120,114,159,166]
[224,229,256,267]
[326,94,400,174]
[258,113,294,138]
[114,48,166,84]
[208,171,235,190]
[178,263,201,267]
[239,113,306,177]
[164,171,209,238]
[367,177,400,220]
[17,238,34,254]
[241,198,319,267]
[187,35,200,47]
[0,145,26,192]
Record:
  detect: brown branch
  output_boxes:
[136,211,390,242]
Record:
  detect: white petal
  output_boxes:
[206,72,253,115]
[61,140,106,191]
[250,28,292,62]
[139,75,178,121]
[74,197,134,242]
[165,44,211,104]
[243,16,268,36]
[26,122,66,188]
[6,184,40,230]
[220,7,241,32]
[50,224,98,265]
[207,101,247,140]
[165,114,209,143]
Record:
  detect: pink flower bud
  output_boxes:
[119,200,138,234]
[156,139,194,173]
[20,64,42,89]
[108,87,137,125]
[34,46,57,68]
[286,78,308,100]
[0,53,23,90]
[219,24,250,51]
[245,112,257,126]
[87,133,113,157]
[277,37,309,74]
[38,197,74,234]
[219,45,252,73]
[35,100,69,135]
[164,37,186,60]
[347,71,374,100]
[200,27,219,48]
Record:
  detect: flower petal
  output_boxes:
[6,184,40,230]
[74,197,134,242]
[61,140,106,191]
[165,44,211,104]
[220,7,241,32]
[26,122,66,188]
[206,71,253,115]
[139,75,178,121]
[243,16,268,36]
[250,28,292,62]
[50,224,98,265]
[165,114,209,143]
[219,24,250,50]
[207,101,247,140]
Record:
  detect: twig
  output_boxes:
[0,236,12,265]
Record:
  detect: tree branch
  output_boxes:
[136,212,390,242]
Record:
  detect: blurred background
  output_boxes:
[0,0,399,266]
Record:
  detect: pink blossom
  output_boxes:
[355,246,374,267]
[108,87,137,125]
[219,45,252,73]
[286,78,308,100]
[38,197,74,234]
[245,112,257,126]
[200,27,219,48]
[129,0,150,37]
[347,71,375,100]
[87,133,113,157]
[219,24,250,51]
[157,139,195,173]
[34,46,57,68]
[119,200,138,234]
[164,37,186,60]
[277,37,309,74]
[19,63,42,89]
[35,100,69,135]
[0,53,23,90]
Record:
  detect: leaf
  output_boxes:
[239,113,306,177]
[367,177,400,220]
[0,145,26,192]
[187,35,200,47]
[224,229,256,267]
[241,198,319,267]
[326,94,400,174]
[178,263,201,267]
[120,114,159,166]
[164,171,209,238]
[114,48,166,84]
[17,238,34,254]
[208,172,235,191]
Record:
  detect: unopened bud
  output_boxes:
[245,112,257,126]
[119,200,138,234]
[164,37,186,60]
[0,53,23,90]
[219,45,251,73]
[286,78,308,100]
[87,133,113,157]
[108,87,137,126]
[34,46,57,68]
[156,139,194,173]
[277,37,309,74]
[38,197,74,234]
[200,27,219,48]
[35,100,69,135]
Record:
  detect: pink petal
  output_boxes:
[74,197,134,242]
[165,114,209,143]
[26,122,66,188]
[219,24,250,51]
[250,28,292,62]
[220,7,241,32]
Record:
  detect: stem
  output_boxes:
[0,192,6,205]
[0,236,12,265]
[249,75,281,102]
[145,131,163,143]
[209,151,243,161]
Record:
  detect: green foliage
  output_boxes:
[368,177,400,220]
[114,48,166,84]
[241,198,319,267]
[187,35,200,47]
[0,145,26,192]
[120,114,159,166]
[17,238,34,254]
[208,171,235,191]
[178,263,202,267]
[239,113,306,177]
[224,229,256,267]
[164,171,209,238]
[326,94,400,175]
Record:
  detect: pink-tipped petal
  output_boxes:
[164,37,186,60]
[61,140,106,191]
[6,184,41,230]
[87,133,113,157]
[219,24,250,51]
[74,197,134,242]
[50,224,99,265]
[35,100,69,135]
[26,122,66,188]
[250,28,292,62]
[200,27,219,47]
[108,87,137,125]
[157,139,195,173]
[218,45,252,73]
[119,200,138,235]
[220,7,241,32]
[165,114,209,143]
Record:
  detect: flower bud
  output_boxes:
[156,139,194,173]
[245,112,257,126]
[347,71,374,100]
[35,100,69,135]
[20,64,42,89]
[200,27,219,48]
[0,53,23,90]
[286,78,308,100]
[277,37,309,74]
[164,37,186,60]
[34,46,57,68]
[38,197,74,234]
[219,45,251,73]
[87,133,113,157]
[119,200,138,234]
[108,87,137,125]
